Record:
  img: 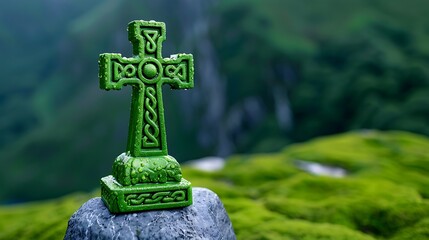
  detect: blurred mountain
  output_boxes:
[212,0,429,145]
[1,0,429,201]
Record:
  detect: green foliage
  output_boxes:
[2,131,429,239]
[212,0,429,147]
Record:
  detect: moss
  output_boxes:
[182,167,249,198]
[377,201,429,237]
[0,192,95,240]
[222,198,285,238]
[261,175,424,236]
[284,130,429,197]
[221,153,300,186]
[223,198,375,240]
[390,218,429,240]
[2,130,429,239]
[258,219,376,240]
[260,174,421,203]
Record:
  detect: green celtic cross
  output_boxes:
[99,20,193,157]
[99,20,193,213]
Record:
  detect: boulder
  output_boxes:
[64,187,235,240]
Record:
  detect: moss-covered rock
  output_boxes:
[222,197,375,240]
[2,130,429,239]
[261,175,425,235]
[285,131,429,197]
[0,192,97,240]
[390,218,429,240]
[221,153,300,186]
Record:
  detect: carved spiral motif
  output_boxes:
[143,30,158,53]
[143,86,160,147]
[146,39,156,53]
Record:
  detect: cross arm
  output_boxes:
[161,54,194,89]
[99,53,142,90]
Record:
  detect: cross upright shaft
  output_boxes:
[99,20,194,157]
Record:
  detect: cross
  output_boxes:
[99,20,194,213]
[99,20,194,158]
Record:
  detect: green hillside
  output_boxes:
[1,131,429,239]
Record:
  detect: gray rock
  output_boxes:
[64,187,236,240]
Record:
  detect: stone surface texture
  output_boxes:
[64,188,235,240]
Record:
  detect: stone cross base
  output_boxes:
[101,175,192,213]
[64,188,236,240]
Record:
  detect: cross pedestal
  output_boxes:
[98,20,194,213]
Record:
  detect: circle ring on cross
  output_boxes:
[138,57,162,84]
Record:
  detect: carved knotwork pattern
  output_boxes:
[142,86,160,147]
[165,64,186,81]
[113,61,137,81]
[143,30,159,53]
[125,190,186,206]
